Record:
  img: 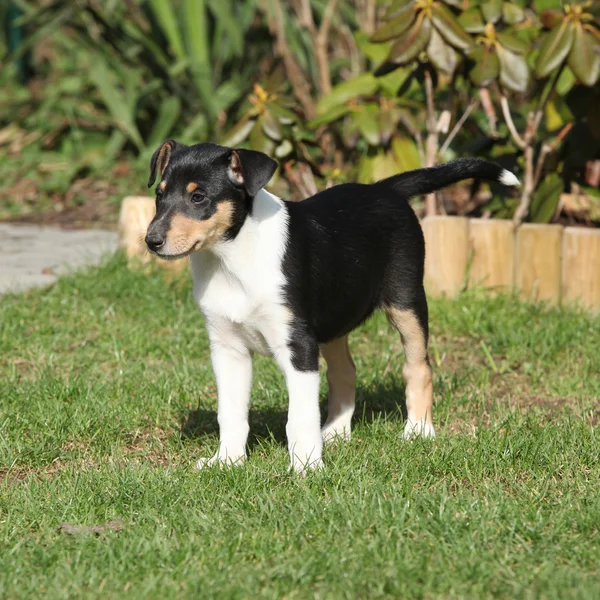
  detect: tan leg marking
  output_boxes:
[165,201,234,255]
[384,307,435,439]
[320,336,356,442]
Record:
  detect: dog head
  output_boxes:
[145,141,278,259]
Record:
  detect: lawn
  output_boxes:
[1,255,599,599]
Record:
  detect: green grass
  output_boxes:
[1,255,599,599]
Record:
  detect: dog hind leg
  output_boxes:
[384,296,435,439]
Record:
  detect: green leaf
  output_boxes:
[545,100,563,130]
[496,31,529,55]
[206,0,243,57]
[351,106,380,146]
[221,116,255,147]
[262,109,283,141]
[147,97,181,148]
[481,0,502,24]
[469,44,500,87]
[316,74,378,114]
[274,139,293,159]
[567,25,600,87]
[391,136,421,172]
[371,11,416,43]
[182,0,217,118]
[308,104,351,128]
[269,102,297,125]
[497,44,529,92]
[384,0,415,20]
[431,4,472,51]
[458,8,486,34]
[387,16,432,64]
[535,21,574,78]
[530,173,562,223]
[357,155,375,184]
[147,0,186,60]
[249,117,275,155]
[556,66,576,96]
[356,31,392,69]
[427,26,460,75]
[502,2,525,25]
[88,59,144,150]
[372,151,399,181]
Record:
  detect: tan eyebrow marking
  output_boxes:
[186,182,199,193]
[159,181,167,191]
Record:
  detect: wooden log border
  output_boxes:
[119,197,600,312]
[423,216,600,312]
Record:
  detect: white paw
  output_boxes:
[403,420,436,440]
[321,420,352,443]
[195,452,246,470]
[290,455,324,473]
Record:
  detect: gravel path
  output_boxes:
[0,223,118,294]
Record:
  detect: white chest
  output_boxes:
[189,189,291,356]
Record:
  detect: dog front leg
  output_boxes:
[272,337,323,472]
[196,339,252,469]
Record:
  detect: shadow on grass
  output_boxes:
[179,378,407,451]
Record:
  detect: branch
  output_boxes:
[271,0,316,119]
[532,123,573,189]
[424,69,438,216]
[439,99,478,156]
[315,0,338,95]
[500,95,526,149]
[478,88,498,136]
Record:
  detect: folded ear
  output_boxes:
[228,149,278,197]
[148,140,187,187]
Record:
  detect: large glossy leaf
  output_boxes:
[249,116,275,155]
[458,8,485,34]
[502,2,525,25]
[530,173,562,223]
[427,26,459,75]
[268,102,297,125]
[316,73,378,114]
[372,151,399,181]
[481,0,502,24]
[568,25,600,87]
[497,44,529,92]
[535,20,574,78]
[221,115,255,147]
[431,4,472,50]
[262,109,283,141]
[371,11,416,43]
[351,105,380,146]
[147,97,181,148]
[384,0,415,20]
[387,16,432,64]
[308,104,351,128]
[469,44,500,86]
[496,31,529,55]
[391,135,421,172]
[556,66,576,96]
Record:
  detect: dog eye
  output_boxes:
[191,192,206,204]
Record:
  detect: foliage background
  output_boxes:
[1,0,599,227]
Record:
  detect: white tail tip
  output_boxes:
[499,169,520,187]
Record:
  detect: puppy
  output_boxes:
[145,141,519,471]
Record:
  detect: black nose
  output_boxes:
[145,232,165,251]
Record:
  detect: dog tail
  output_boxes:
[383,157,520,197]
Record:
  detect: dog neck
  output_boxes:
[192,188,289,283]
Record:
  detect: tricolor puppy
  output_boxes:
[145,141,519,471]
